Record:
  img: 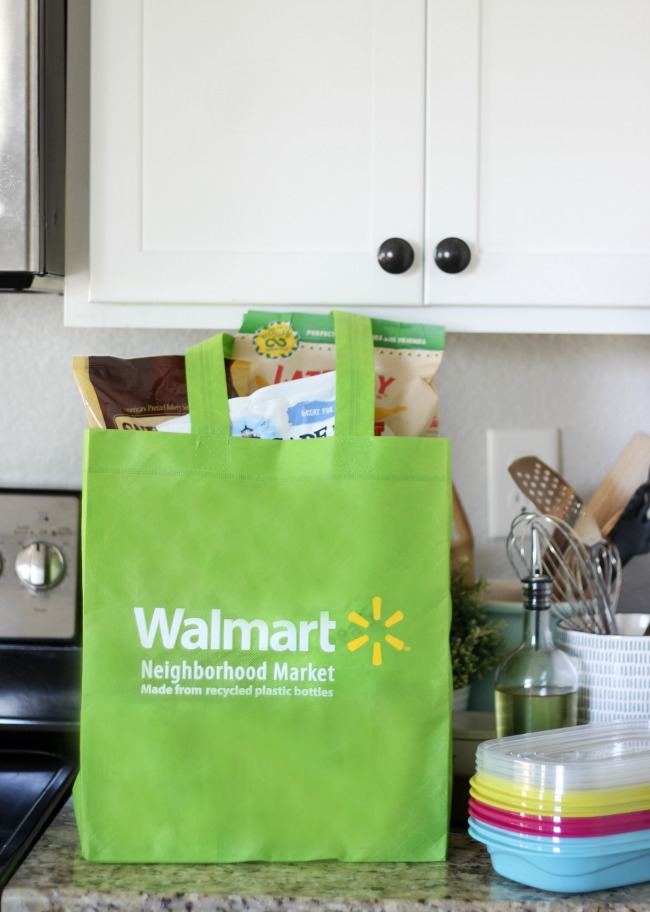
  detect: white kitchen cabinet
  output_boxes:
[425,0,650,328]
[65,0,650,331]
[65,0,427,328]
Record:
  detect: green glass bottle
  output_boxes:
[494,573,578,738]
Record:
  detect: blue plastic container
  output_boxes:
[469,816,650,853]
[483,842,650,893]
[469,818,650,892]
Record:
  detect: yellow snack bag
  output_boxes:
[234,311,445,437]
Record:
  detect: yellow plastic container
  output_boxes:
[470,772,650,817]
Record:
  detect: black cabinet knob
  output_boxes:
[434,237,471,274]
[377,238,414,274]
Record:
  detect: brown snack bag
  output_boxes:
[73,354,249,430]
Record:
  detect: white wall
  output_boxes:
[2,292,649,608]
[437,331,650,602]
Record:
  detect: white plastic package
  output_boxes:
[158,371,336,440]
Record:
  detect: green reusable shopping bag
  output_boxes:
[74,311,452,863]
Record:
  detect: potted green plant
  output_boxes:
[450,563,506,710]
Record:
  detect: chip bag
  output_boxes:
[233,311,445,438]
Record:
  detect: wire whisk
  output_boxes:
[507,512,621,634]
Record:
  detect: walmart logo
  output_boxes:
[347,596,408,666]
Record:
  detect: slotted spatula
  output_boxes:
[508,457,620,630]
[508,456,602,546]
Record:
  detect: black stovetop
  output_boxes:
[0,644,80,891]
[0,733,78,889]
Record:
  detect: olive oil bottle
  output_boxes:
[494,572,578,738]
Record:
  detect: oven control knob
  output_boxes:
[15,541,66,591]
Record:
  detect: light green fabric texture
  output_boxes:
[74,311,453,863]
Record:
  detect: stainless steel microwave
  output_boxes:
[0,0,66,291]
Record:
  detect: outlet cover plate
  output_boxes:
[487,428,561,538]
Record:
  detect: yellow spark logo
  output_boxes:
[347,596,407,666]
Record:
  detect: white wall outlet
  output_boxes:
[487,428,561,538]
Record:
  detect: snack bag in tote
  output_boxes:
[233,311,445,438]
[74,313,453,864]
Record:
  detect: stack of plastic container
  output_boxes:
[468,721,650,892]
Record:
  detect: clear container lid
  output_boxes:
[476,720,650,791]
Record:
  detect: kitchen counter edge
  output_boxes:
[3,801,650,912]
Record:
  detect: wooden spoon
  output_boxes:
[584,432,650,536]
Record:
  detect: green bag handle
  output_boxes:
[185,311,375,439]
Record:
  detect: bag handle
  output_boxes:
[331,311,375,439]
[185,311,375,439]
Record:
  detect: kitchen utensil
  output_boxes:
[508,456,582,524]
[508,456,602,546]
[587,536,622,620]
[585,432,650,536]
[507,459,610,621]
[608,470,650,566]
[507,512,619,633]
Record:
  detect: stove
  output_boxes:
[0,489,81,889]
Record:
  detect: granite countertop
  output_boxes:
[3,801,650,912]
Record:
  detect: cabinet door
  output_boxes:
[425,0,650,319]
[71,0,426,326]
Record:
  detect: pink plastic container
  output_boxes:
[469,797,650,837]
